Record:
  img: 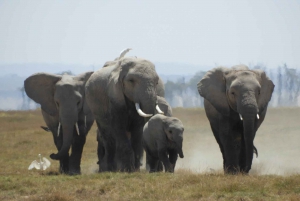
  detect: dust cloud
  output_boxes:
[174,108,300,176]
[82,108,300,176]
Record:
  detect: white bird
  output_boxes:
[28,154,51,170]
[119,48,132,59]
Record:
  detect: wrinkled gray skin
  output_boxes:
[96,95,172,172]
[198,65,274,174]
[143,114,184,173]
[24,72,94,175]
[86,57,160,172]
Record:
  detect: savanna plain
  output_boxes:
[0,107,300,201]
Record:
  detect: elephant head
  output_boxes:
[162,115,184,158]
[108,57,162,118]
[24,71,93,160]
[198,65,274,172]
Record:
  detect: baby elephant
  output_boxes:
[143,114,184,173]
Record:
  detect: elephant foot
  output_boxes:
[224,166,240,175]
[68,170,81,175]
[59,167,69,174]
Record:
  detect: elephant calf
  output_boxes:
[143,114,184,173]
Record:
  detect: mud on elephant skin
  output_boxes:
[86,57,164,172]
[24,72,94,175]
[198,65,274,174]
[143,114,184,173]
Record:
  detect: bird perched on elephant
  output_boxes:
[24,72,94,175]
[86,56,163,172]
[197,65,274,174]
[143,114,184,173]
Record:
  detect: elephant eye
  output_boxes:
[169,130,172,134]
[258,91,261,95]
[231,92,235,95]
[129,79,134,83]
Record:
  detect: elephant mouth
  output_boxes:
[135,103,152,117]
[56,122,80,137]
[238,113,260,121]
[135,103,164,117]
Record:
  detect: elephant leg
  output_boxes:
[219,118,240,174]
[96,122,116,172]
[59,156,69,174]
[168,149,178,172]
[115,135,134,172]
[158,149,173,173]
[103,138,116,172]
[157,161,164,172]
[146,152,159,173]
[130,126,144,171]
[97,138,106,172]
[210,124,226,170]
[69,133,86,175]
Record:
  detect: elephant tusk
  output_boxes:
[156,105,164,114]
[135,103,153,117]
[257,114,260,119]
[57,123,61,137]
[239,114,243,121]
[75,123,80,135]
[119,48,132,59]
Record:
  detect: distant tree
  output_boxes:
[19,86,27,110]
[277,66,282,106]
[187,71,206,95]
[283,64,300,106]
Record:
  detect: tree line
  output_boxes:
[164,64,300,108]
[19,66,300,109]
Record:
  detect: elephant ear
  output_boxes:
[24,73,61,116]
[157,77,165,97]
[76,71,94,115]
[253,70,275,112]
[107,58,134,107]
[197,67,230,116]
[161,116,173,140]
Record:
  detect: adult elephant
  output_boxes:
[86,57,162,172]
[24,72,94,175]
[96,95,171,172]
[197,65,274,174]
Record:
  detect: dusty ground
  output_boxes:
[173,107,300,175]
[0,108,299,200]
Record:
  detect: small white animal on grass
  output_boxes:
[28,154,51,170]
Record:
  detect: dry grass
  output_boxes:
[0,108,300,200]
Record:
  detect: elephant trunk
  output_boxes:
[174,136,184,158]
[242,113,256,173]
[50,118,77,160]
[136,88,157,119]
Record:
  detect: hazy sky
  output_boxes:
[1,0,300,73]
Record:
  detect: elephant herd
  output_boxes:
[24,50,275,175]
